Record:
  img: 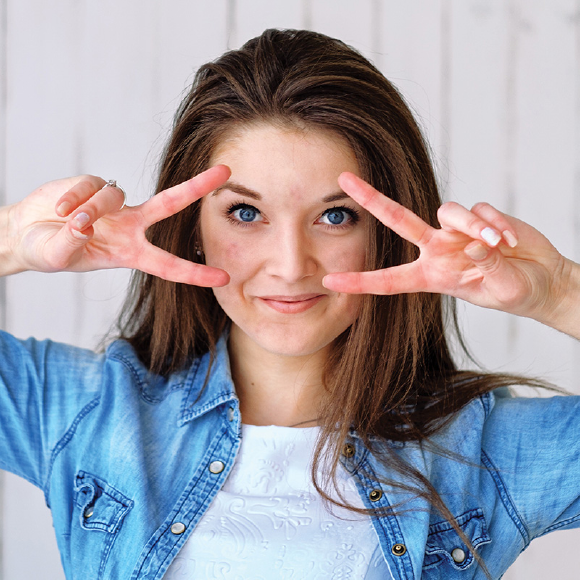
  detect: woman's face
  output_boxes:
[200,123,368,358]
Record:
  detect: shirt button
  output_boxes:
[342,443,355,458]
[209,460,225,474]
[227,407,235,422]
[170,522,186,535]
[392,543,407,556]
[84,507,94,518]
[369,489,383,502]
[451,547,466,563]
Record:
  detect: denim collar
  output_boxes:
[178,333,239,427]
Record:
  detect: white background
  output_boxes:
[0,0,579,578]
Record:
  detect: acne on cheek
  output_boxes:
[207,239,245,268]
[224,241,252,269]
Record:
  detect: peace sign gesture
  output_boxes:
[4,166,231,286]
[322,172,580,339]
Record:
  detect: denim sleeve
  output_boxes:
[482,391,580,544]
[0,329,103,490]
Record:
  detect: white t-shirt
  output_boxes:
[163,424,392,579]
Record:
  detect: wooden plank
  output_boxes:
[231,0,304,49]
[3,472,64,580]
[378,0,445,189]
[5,0,85,348]
[444,0,577,399]
[503,0,577,397]
[441,0,514,377]
[445,0,512,207]
[79,0,228,207]
[310,0,375,61]
[154,0,228,143]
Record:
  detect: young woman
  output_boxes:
[1,29,579,579]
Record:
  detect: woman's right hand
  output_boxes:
[3,166,231,286]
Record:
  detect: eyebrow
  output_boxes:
[213,181,350,203]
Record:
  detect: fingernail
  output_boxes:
[481,227,501,247]
[57,201,71,216]
[71,228,89,240]
[465,243,489,261]
[322,274,339,289]
[73,212,90,229]
[503,230,518,248]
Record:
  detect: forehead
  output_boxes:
[209,123,360,201]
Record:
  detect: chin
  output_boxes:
[232,323,342,359]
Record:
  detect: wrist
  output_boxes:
[536,257,580,340]
[0,204,25,277]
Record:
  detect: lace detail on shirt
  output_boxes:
[163,424,391,579]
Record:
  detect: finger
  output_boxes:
[323,262,424,295]
[55,175,107,216]
[134,242,230,286]
[338,172,435,246]
[437,202,507,249]
[66,185,127,235]
[470,202,518,248]
[140,165,231,226]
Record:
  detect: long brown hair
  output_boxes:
[118,29,546,574]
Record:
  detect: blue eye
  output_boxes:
[228,203,263,223]
[324,210,347,225]
[236,207,258,222]
[320,207,359,227]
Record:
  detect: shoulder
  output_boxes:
[430,387,580,448]
[479,386,580,466]
[481,387,580,447]
[479,389,580,541]
[0,330,200,402]
[0,329,105,390]
[419,387,580,501]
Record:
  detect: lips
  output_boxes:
[257,293,326,314]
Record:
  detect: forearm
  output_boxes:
[535,257,580,340]
[0,204,24,277]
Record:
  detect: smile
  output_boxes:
[257,294,326,314]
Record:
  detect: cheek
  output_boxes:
[204,234,254,279]
[199,204,247,271]
[206,240,242,268]
[344,248,367,271]
[322,237,367,273]
[204,235,257,312]
[343,293,363,321]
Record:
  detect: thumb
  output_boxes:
[464,242,503,275]
[463,241,521,305]
[43,220,94,271]
[463,240,533,313]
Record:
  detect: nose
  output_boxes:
[265,225,317,282]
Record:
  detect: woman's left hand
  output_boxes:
[322,172,580,338]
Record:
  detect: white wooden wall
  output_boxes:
[0,0,578,578]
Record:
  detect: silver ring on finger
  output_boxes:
[102,179,127,210]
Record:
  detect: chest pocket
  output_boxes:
[72,471,134,579]
[422,508,490,575]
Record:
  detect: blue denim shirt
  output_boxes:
[0,328,579,579]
